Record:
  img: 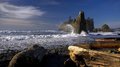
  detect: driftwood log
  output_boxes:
[68,46,120,67]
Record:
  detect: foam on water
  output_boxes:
[0,30,94,53]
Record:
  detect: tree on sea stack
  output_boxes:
[74,11,88,34]
[101,24,111,32]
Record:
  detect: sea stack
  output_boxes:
[59,11,94,34]
[75,11,87,34]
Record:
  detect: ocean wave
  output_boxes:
[0,33,94,53]
[0,30,65,35]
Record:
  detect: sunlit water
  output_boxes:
[0,30,94,53]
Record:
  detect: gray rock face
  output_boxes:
[8,45,46,67]
[75,11,87,34]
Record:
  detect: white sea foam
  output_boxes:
[0,30,94,53]
[89,32,119,35]
[1,30,120,53]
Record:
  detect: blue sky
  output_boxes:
[0,0,120,30]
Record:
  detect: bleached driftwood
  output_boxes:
[68,46,120,61]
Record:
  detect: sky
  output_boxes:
[0,0,120,30]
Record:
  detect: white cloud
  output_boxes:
[0,2,57,30]
[0,3,45,19]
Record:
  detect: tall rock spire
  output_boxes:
[75,11,87,34]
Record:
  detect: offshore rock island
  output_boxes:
[59,11,94,34]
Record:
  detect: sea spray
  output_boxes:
[65,24,75,34]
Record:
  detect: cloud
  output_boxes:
[0,2,58,30]
[0,3,45,19]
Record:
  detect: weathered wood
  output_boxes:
[68,46,120,67]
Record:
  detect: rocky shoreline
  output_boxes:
[1,42,120,67]
[0,44,69,67]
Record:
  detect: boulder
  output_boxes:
[8,45,46,67]
[0,50,19,67]
[0,50,19,62]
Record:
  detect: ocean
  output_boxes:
[0,30,94,53]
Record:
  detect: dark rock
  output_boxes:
[8,45,46,67]
[86,17,94,32]
[41,53,69,67]
[0,60,10,67]
[75,11,87,33]
[64,58,77,67]
[0,50,19,67]
[46,45,69,55]
[0,50,19,62]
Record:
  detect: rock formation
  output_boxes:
[59,11,94,34]
[8,45,46,67]
[86,17,94,32]
[74,11,87,33]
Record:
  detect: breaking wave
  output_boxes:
[0,30,94,53]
